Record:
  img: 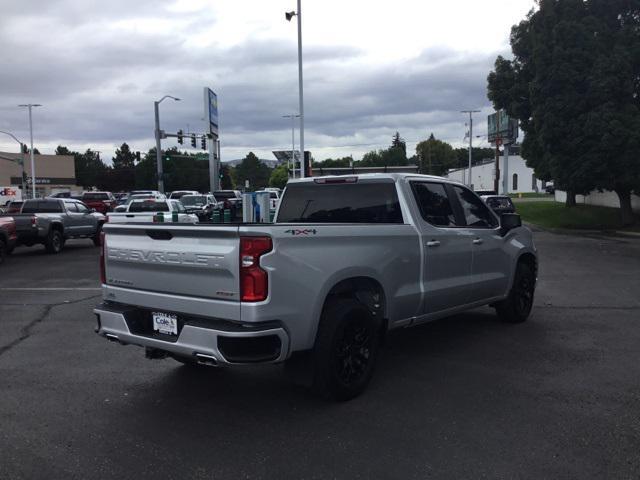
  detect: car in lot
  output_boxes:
[179,194,222,221]
[1,198,104,253]
[81,191,116,214]
[0,216,17,263]
[107,198,198,223]
[212,190,242,218]
[169,190,199,200]
[481,195,516,215]
[95,173,537,401]
[1,186,22,206]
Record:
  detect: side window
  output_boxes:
[411,182,457,227]
[65,202,78,212]
[76,203,89,213]
[452,186,498,228]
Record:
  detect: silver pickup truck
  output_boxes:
[95,173,537,400]
[2,198,104,253]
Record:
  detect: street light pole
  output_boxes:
[461,110,480,188]
[154,95,180,194]
[297,0,305,178]
[282,114,300,178]
[286,2,305,178]
[18,104,42,198]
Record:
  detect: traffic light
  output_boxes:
[201,135,207,150]
[135,151,141,162]
[190,134,196,148]
[177,129,183,145]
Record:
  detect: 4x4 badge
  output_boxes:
[284,229,317,236]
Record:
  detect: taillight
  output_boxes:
[30,216,37,227]
[239,236,272,302]
[99,231,106,284]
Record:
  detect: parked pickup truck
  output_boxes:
[95,173,537,400]
[1,198,104,253]
[0,216,17,263]
[108,199,198,224]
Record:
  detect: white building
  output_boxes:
[445,154,547,194]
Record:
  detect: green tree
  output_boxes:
[112,143,136,170]
[452,147,496,169]
[269,164,289,189]
[70,149,108,189]
[487,0,640,223]
[415,133,457,175]
[391,131,407,156]
[235,152,271,191]
[316,156,352,168]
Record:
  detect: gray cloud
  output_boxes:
[0,2,505,161]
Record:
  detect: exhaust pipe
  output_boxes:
[195,353,218,367]
[105,333,120,342]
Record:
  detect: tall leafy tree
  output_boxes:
[415,133,457,175]
[488,0,640,223]
[269,164,289,189]
[235,152,271,190]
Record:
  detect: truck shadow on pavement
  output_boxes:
[119,308,547,435]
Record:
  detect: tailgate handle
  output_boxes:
[146,230,173,240]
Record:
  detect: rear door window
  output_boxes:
[277,182,403,223]
[410,182,457,227]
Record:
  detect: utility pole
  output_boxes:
[461,110,480,188]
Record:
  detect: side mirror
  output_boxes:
[500,213,522,236]
[114,206,126,213]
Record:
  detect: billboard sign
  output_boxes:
[488,110,518,145]
[204,87,219,137]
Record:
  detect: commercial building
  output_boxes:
[446,154,548,194]
[0,151,77,198]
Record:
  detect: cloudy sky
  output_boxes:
[0,0,535,163]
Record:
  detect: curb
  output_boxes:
[523,222,640,239]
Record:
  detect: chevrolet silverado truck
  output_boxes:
[95,173,537,400]
[2,198,104,253]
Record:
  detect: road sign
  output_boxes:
[194,153,208,161]
[488,110,518,145]
[204,87,219,137]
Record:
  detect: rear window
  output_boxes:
[83,193,109,201]
[128,201,169,212]
[277,182,403,223]
[21,200,63,213]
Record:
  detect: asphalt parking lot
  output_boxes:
[0,231,639,479]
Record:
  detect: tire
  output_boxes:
[312,298,381,401]
[45,229,64,254]
[495,262,535,323]
[92,223,103,247]
[0,238,6,265]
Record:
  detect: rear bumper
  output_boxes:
[94,303,290,365]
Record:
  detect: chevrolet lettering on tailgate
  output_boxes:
[107,247,223,267]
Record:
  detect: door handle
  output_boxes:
[472,238,483,245]
[426,240,440,247]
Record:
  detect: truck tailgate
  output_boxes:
[103,224,241,303]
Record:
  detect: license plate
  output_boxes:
[152,312,178,336]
